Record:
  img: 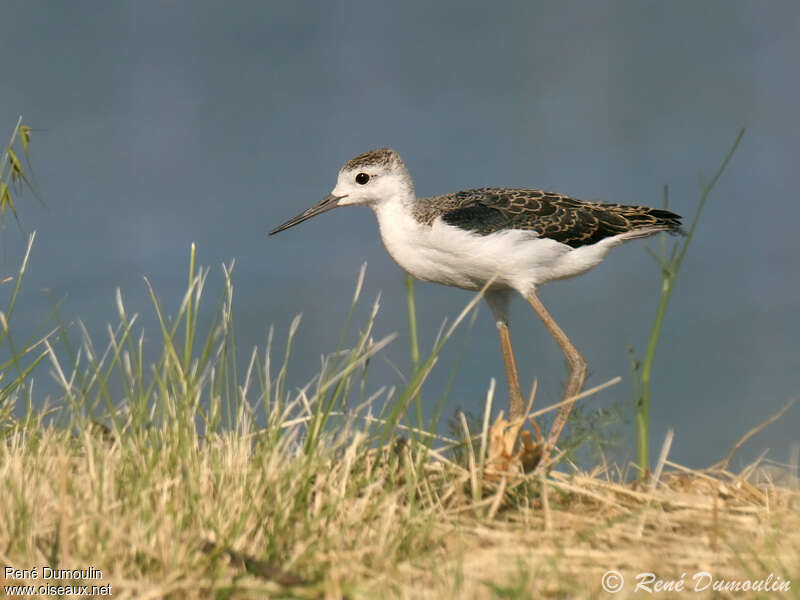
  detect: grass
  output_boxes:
[2,244,798,598]
[0,115,35,223]
[629,129,745,478]
[1,121,797,598]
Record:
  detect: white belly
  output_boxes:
[372,202,619,294]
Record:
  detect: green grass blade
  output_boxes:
[634,129,745,477]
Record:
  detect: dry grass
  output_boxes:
[0,243,796,598]
[1,409,797,599]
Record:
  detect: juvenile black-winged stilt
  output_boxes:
[270,148,681,448]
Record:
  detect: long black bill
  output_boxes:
[268,194,347,235]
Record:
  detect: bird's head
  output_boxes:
[269,148,413,235]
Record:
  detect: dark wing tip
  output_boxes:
[648,207,684,235]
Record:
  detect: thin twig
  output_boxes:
[528,376,621,420]
[540,471,552,533]
[715,397,797,471]
[635,428,674,539]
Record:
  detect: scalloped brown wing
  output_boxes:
[436,188,682,248]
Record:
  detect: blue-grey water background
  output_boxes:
[3,1,798,468]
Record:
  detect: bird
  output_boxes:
[269,148,682,448]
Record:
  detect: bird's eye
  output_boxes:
[355,172,370,185]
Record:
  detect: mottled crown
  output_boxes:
[343,148,403,172]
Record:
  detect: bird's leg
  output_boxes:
[485,290,526,423]
[496,321,525,422]
[526,290,587,448]
[498,320,545,472]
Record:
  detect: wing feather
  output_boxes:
[428,188,682,248]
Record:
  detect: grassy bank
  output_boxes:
[2,414,798,599]
[1,247,797,599]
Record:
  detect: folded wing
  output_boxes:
[436,188,683,248]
